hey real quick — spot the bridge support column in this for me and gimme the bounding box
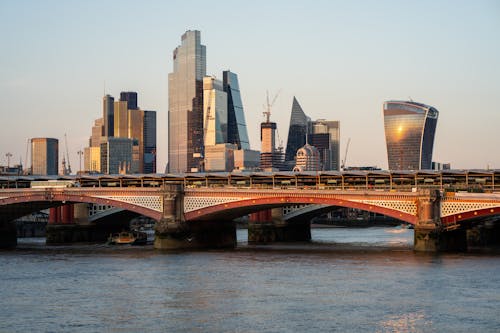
[414,190,467,252]
[154,184,236,250]
[248,208,311,243]
[0,221,17,249]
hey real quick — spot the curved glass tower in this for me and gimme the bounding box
[383,101,438,170]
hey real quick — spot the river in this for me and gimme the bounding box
[1,227,499,332]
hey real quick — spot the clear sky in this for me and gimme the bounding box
[1,0,499,172]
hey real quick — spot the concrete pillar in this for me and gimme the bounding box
[0,221,17,248]
[248,208,311,243]
[73,203,89,224]
[414,190,467,252]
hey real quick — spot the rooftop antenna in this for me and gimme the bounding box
[408,96,413,102]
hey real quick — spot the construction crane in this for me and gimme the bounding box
[63,133,72,175]
[25,138,30,174]
[263,90,281,123]
[341,138,351,170]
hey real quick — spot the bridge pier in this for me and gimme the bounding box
[154,184,236,250]
[414,190,467,252]
[248,208,311,243]
[0,221,17,249]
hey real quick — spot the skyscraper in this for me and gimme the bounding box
[143,111,157,173]
[168,30,206,173]
[284,97,310,170]
[120,91,138,110]
[202,76,227,147]
[31,138,58,175]
[223,70,250,150]
[309,119,340,171]
[383,100,439,170]
[103,94,114,137]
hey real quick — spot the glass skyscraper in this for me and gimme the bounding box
[223,70,250,150]
[383,100,439,170]
[168,30,206,173]
[31,138,58,175]
[284,97,310,170]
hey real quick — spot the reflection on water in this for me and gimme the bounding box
[2,227,500,332]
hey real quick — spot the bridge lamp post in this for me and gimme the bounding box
[77,150,83,175]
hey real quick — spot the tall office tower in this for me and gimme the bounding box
[168,30,206,173]
[114,100,129,138]
[120,91,138,110]
[100,137,137,174]
[223,70,250,150]
[260,121,284,171]
[284,97,310,170]
[143,111,157,173]
[90,118,104,147]
[103,94,114,137]
[203,76,228,146]
[309,119,340,171]
[293,144,320,172]
[383,100,439,170]
[31,138,58,175]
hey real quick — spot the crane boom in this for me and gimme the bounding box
[341,138,351,170]
[64,134,72,175]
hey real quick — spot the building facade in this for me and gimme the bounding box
[168,30,206,173]
[100,137,137,174]
[293,144,320,172]
[223,70,250,150]
[284,97,309,170]
[309,119,340,171]
[103,94,114,137]
[383,100,439,170]
[31,138,58,175]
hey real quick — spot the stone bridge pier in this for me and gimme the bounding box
[154,184,236,250]
[248,208,311,243]
[414,190,467,252]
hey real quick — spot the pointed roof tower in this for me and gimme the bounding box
[284,97,310,169]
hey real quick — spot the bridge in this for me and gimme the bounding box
[1,169,499,251]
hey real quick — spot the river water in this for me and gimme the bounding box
[1,227,499,332]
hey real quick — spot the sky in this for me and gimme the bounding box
[1,0,499,172]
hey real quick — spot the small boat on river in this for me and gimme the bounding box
[107,231,147,245]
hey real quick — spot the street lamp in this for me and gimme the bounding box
[77,150,83,174]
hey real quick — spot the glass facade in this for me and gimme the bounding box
[223,70,250,150]
[31,138,58,175]
[143,111,157,173]
[120,91,138,110]
[383,101,439,170]
[203,76,227,147]
[310,119,340,171]
[102,95,114,137]
[168,30,206,173]
[284,97,310,170]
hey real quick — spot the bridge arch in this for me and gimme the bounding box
[184,196,418,224]
[0,191,162,222]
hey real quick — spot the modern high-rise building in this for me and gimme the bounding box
[168,30,206,173]
[120,91,138,110]
[143,111,157,173]
[383,100,439,170]
[223,70,250,150]
[309,119,340,171]
[284,97,309,170]
[31,138,58,175]
[202,76,228,147]
[100,137,137,174]
[103,94,114,137]
[84,92,156,174]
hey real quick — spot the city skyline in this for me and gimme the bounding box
[1,1,499,171]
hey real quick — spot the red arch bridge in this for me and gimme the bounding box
[0,170,499,251]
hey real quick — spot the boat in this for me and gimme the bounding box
[107,231,147,245]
